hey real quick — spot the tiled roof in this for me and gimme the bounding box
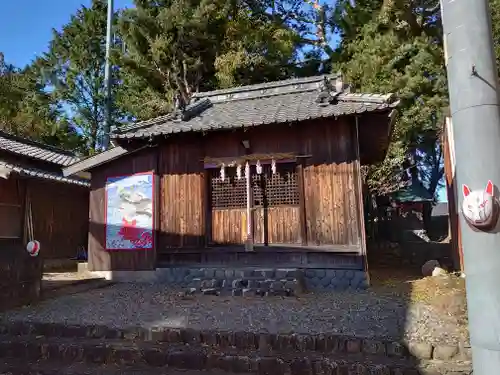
[0,162,90,187]
[112,74,399,139]
[0,131,80,166]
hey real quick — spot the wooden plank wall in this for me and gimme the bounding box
[159,136,206,249]
[88,147,158,271]
[29,179,89,260]
[0,175,89,260]
[157,117,363,252]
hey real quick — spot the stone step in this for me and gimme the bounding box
[185,277,304,297]
[157,267,368,291]
[0,335,472,375]
[0,321,472,364]
[0,359,252,375]
[159,267,304,283]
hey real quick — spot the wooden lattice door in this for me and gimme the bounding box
[252,163,301,245]
[209,167,247,244]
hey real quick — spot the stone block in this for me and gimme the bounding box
[407,342,433,360]
[368,364,391,375]
[270,281,284,290]
[166,350,207,370]
[313,359,339,375]
[200,330,218,346]
[232,279,244,289]
[143,348,168,366]
[257,357,286,375]
[386,341,407,357]
[316,269,326,278]
[201,288,218,296]
[316,334,345,352]
[362,339,386,356]
[258,333,273,354]
[293,334,316,351]
[260,279,272,290]
[191,269,204,278]
[290,358,313,375]
[161,328,181,343]
[273,333,293,351]
[275,269,288,279]
[215,269,225,279]
[258,269,276,278]
[433,344,459,360]
[180,328,201,344]
[346,338,362,353]
[204,268,216,278]
[242,288,254,297]
[245,279,259,288]
[284,279,298,290]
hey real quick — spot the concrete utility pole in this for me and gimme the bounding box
[441,0,500,373]
[102,0,114,150]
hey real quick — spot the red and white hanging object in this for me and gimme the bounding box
[256,160,262,175]
[245,161,250,179]
[220,163,226,182]
[271,159,276,175]
[26,240,40,257]
[236,164,242,180]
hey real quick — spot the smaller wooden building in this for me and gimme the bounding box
[0,131,90,309]
[64,75,398,289]
[0,131,90,259]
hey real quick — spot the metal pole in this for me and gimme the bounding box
[102,0,114,150]
[441,0,500,373]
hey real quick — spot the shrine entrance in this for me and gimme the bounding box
[206,155,304,247]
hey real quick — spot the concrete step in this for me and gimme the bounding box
[0,335,472,375]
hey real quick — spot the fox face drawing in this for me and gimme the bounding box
[462,180,497,228]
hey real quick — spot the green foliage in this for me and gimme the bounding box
[0,53,80,149]
[39,0,125,155]
[116,0,327,119]
[337,0,448,197]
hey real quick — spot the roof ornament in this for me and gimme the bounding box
[315,73,348,107]
[172,91,187,122]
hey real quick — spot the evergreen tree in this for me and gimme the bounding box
[39,0,123,155]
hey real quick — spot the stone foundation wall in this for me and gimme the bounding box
[156,267,368,291]
[303,269,368,290]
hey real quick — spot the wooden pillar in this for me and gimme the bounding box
[443,116,464,272]
[245,161,254,251]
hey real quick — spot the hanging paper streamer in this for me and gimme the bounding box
[245,161,250,179]
[220,163,226,181]
[271,159,276,175]
[236,164,242,180]
[256,160,262,175]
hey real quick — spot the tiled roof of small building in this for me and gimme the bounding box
[0,161,90,187]
[0,131,80,166]
[112,74,399,139]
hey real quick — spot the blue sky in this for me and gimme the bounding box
[0,0,132,67]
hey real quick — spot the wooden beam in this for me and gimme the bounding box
[204,169,212,247]
[443,116,464,271]
[296,161,308,245]
[245,162,254,251]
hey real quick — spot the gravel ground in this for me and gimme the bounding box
[0,282,468,345]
